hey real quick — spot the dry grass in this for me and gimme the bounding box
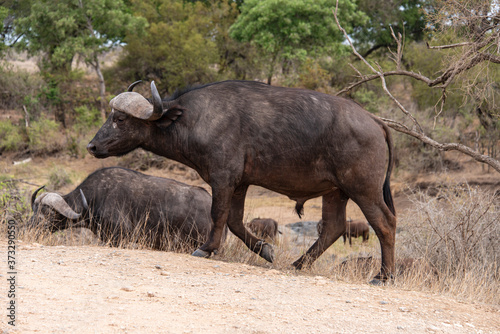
[395,183,500,304]
[1,170,499,306]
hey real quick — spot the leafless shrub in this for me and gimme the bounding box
[397,183,500,303]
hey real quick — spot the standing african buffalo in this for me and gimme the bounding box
[246,218,281,241]
[343,219,370,245]
[317,218,370,246]
[29,167,220,250]
[87,80,396,283]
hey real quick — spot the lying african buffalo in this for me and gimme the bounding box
[87,80,396,282]
[246,218,281,241]
[29,167,220,250]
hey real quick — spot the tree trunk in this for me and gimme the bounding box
[93,54,107,121]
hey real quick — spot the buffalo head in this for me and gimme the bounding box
[87,81,167,158]
[29,186,88,231]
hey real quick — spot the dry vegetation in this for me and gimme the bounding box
[1,154,499,307]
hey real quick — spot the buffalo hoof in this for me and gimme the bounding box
[369,278,385,286]
[192,249,211,258]
[255,241,274,263]
[292,258,304,270]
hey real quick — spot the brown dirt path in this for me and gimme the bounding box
[1,240,498,334]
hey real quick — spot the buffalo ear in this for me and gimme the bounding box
[155,106,184,129]
[164,106,184,122]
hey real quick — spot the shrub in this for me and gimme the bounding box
[0,120,26,152]
[73,106,101,130]
[67,106,102,158]
[28,118,65,155]
[297,59,330,91]
[0,63,44,112]
[47,166,72,191]
[0,176,31,226]
[397,183,500,303]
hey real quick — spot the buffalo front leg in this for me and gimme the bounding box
[192,186,234,259]
[225,185,274,262]
[293,190,348,269]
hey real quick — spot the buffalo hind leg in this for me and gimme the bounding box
[225,186,274,262]
[356,199,397,284]
[293,190,348,269]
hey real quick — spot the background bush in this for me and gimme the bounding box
[0,120,26,152]
[397,184,500,302]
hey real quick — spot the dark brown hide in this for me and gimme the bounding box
[343,219,370,246]
[29,167,220,250]
[246,218,280,240]
[317,219,370,245]
[88,80,396,281]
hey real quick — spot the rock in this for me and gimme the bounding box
[286,221,320,237]
[121,286,134,292]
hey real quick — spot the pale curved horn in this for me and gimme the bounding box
[108,81,164,121]
[127,80,142,92]
[80,189,88,210]
[109,92,154,120]
[40,193,81,220]
[150,81,164,120]
[31,185,46,211]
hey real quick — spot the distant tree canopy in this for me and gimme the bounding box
[15,0,146,73]
[229,0,367,84]
[0,0,32,56]
[117,0,221,94]
[352,0,429,57]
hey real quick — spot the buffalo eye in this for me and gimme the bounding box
[113,114,126,124]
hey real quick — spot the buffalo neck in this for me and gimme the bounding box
[140,123,199,172]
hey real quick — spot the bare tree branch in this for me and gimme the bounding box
[333,0,500,174]
[426,41,473,49]
[333,3,423,133]
[380,117,500,172]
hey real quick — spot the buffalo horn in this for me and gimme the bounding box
[127,80,142,92]
[150,81,164,121]
[40,193,82,220]
[31,185,46,211]
[108,81,164,121]
[79,189,89,210]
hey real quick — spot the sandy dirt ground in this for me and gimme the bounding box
[1,239,498,334]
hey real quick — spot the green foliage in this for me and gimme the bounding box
[67,106,101,158]
[351,87,390,114]
[73,105,101,130]
[115,0,218,93]
[16,0,147,72]
[229,0,366,83]
[0,5,8,55]
[208,0,263,80]
[0,120,26,152]
[28,118,65,155]
[404,42,469,117]
[352,0,428,57]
